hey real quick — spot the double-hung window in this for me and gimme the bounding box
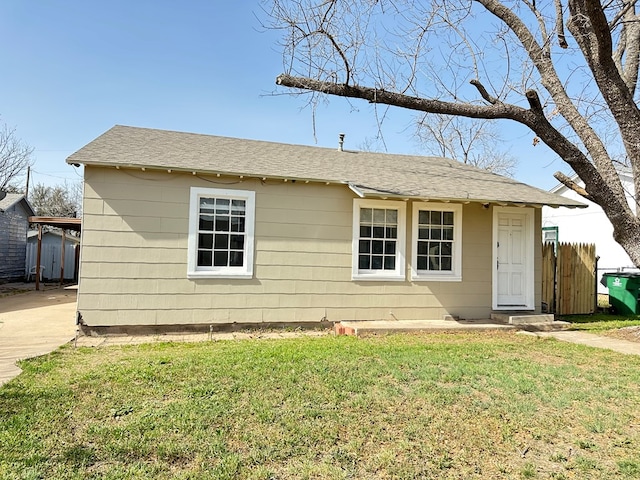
[187,187,255,279]
[411,202,462,281]
[352,199,406,281]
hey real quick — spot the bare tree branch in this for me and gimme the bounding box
[554,171,594,200]
[554,0,569,48]
[470,79,499,104]
[0,121,34,192]
[268,0,640,267]
[416,114,518,176]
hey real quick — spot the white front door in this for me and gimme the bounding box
[493,207,534,310]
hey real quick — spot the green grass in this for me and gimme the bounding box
[561,312,640,332]
[1,332,640,479]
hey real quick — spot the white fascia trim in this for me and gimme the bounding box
[348,183,365,198]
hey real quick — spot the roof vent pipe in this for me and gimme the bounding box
[338,133,345,151]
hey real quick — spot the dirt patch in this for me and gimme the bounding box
[603,326,640,343]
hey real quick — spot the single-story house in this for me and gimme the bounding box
[67,125,584,333]
[0,192,36,282]
[26,230,80,281]
[542,170,637,293]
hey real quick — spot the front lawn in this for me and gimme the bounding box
[1,333,640,479]
[562,312,640,333]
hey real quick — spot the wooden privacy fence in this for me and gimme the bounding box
[542,242,596,315]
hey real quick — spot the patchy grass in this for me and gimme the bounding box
[561,312,640,333]
[1,332,640,479]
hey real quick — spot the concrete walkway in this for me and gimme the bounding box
[0,287,78,386]
[531,330,640,356]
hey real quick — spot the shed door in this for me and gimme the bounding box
[493,208,534,310]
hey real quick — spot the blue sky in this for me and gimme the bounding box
[0,1,568,191]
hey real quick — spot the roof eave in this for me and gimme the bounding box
[72,160,349,187]
[354,188,587,209]
[73,161,587,209]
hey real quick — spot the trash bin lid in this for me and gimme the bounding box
[602,271,640,278]
[601,271,640,287]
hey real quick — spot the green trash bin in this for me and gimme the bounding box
[602,272,640,315]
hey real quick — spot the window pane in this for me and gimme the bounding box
[213,251,228,266]
[229,251,244,267]
[198,250,212,267]
[371,256,383,270]
[373,209,386,223]
[372,226,385,238]
[384,241,396,255]
[372,240,384,254]
[359,240,370,254]
[385,226,397,239]
[417,241,428,255]
[443,227,454,241]
[386,209,397,224]
[441,257,452,271]
[418,228,429,239]
[417,255,428,270]
[429,242,440,255]
[230,235,244,250]
[198,233,213,249]
[384,255,395,270]
[199,215,214,231]
[231,199,245,215]
[430,228,442,240]
[200,198,215,212]
[214,234,229,249]
[431,211,442,225]
[215,198,230,214]
[230,217,245,232]
[359,255,370,269]
[418,210,430,225]
[441,243,452,256]
[360,225,372,238]
[443,211,454,225]
[215,217,230,232]
[360,208,372,222]
[429,256,440,270]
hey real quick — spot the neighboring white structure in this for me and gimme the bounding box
[25,230,79,281]
[542,170,637,292]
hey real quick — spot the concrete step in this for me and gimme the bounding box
[491,312,555,325]
[334,319,517,337]
[517,321,571,332]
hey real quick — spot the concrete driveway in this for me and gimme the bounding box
[0,287,77,386]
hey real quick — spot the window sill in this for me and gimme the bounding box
[187,271,253,280]
[352,273,406,282]
[411,273,462,282]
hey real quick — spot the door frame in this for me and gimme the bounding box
[492,206,535,311]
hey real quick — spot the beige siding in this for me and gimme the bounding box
[78,166,540,327]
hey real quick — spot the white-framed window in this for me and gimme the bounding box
[411,202,462,281]
[352,199,406,281]
[187,187,255,279]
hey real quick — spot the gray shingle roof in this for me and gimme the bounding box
[0,193,35,215]
[67,125,585,208]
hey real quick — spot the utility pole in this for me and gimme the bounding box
[25,166,30,199]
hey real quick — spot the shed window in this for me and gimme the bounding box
[188,187,255,279]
